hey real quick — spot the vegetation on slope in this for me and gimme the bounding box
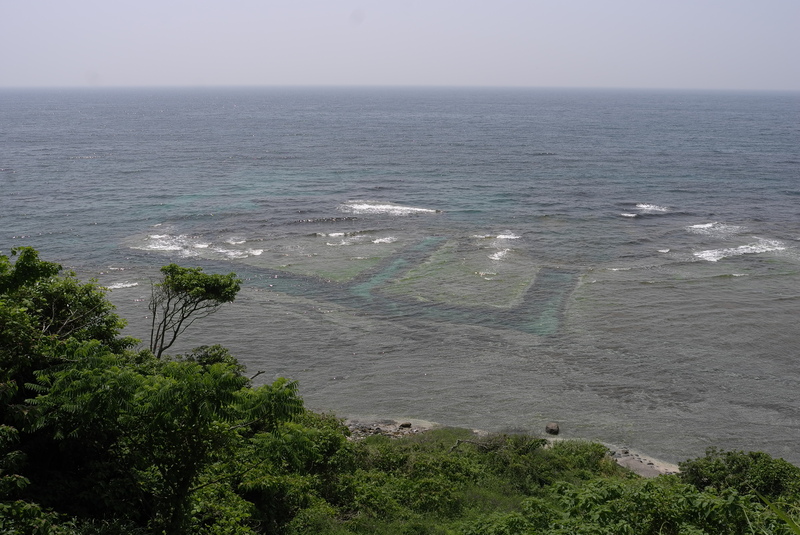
[2,247,800,534]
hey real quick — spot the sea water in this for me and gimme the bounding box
[2,87,799,464]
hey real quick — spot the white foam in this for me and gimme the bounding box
[620,213,638,218]
[489,249,510,261]
[226,238,246,245]
[373,237,397,244]
[338,200,438,216]
[326,235,366,246]
[139,234,199,256]
[496,232,521,240]
[194,243,210,249]
[686,222,744,237]
[212,247,248,259]
[694,238,786,262]
[106,281,138,289]
[248,249,263,256]
[636,203,668,213]
[472,234,492,239]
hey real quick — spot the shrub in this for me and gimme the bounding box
[679,447,800,499]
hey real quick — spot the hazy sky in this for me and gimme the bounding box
[2,0,798,91]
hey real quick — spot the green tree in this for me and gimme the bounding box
[30,344,303,533]
[0,247,133,423]
[149,264,241,359]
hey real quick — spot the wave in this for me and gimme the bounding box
[489,249,511,261]
[694,238,786,262]
[373,237,397,244]
[294,216,359,224]
[636,203,668,213]
[686,222,744,238]
[210,246,263,259]
[135,234,263,259]
[338,200,440,216]
[496,232,521,240]
[326,236,367,246]
[618,203,668,218]
[138,234,200,255]
[472,232,521,239]
[106,281,138,289]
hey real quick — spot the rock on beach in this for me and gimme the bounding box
[346,419,429,440]
[346,418,679,478]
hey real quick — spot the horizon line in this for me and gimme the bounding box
[1,84,798,94]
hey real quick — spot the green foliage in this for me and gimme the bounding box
[149,264,241,358]
[679,447,800,500]
[0,246,61,294]
[29,345,304,533]
[4,249,800,535]
[0,246,135,438]
[758,491,800,534]
[0,499,75,535]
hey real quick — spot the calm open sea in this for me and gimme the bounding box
[2,87,799,464]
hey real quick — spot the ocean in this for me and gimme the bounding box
[2,86,799,464]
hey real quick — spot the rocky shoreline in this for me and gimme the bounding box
[346,418,432,440]
[345,418,680,478]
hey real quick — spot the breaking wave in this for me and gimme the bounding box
[338,200,440,216]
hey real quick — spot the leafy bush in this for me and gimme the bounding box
[679,447,800,499]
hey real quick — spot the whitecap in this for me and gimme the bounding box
[694,238,786,262]
[489,249,510,261]
[338,200,439,216]
[138,234,199,256]
[686,222,744,237]
[496,232,520,240]
[212,247,248,259]
[373,237,397,244]
[620,213,638,218]
[106,281,138,289]
[248,249,263,256]
[326,235,367,247]
[472,234,492,239]
[194,243,210,249]
[658,249,670,253]
[226,238,246,245]
[636,203,668,213]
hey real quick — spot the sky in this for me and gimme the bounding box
[2,0,799,91]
